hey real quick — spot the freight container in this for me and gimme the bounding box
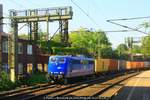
[138,62,144,69]
[118,60,126,70]
[126,61,144,69]
[144,62,150,68]
[95,59,109,73]
[126,61,135,69]
[108,59,118,71]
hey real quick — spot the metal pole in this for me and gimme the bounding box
[98,37,100,58]
[59,20,63,43]
[8,19,18,82]
[47,18,49,41]
[0,30,2,73]
[32,21,38,73]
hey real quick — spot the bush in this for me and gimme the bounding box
[0,72,49,91]
[25,73,48,86]
[0,71,15,91]
[52,47,89,56]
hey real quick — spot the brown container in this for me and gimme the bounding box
[108,59,118,71]
[136,62,144,69]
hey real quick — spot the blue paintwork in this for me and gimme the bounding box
[48,56,68,76]
[47,55,94,79]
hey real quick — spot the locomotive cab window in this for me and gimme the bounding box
[50,57,65,63]
[57,57,65,63]
[50,57,56,62]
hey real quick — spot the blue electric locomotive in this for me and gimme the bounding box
[47,55,94,83]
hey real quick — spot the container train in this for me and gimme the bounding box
[47,55,150,83]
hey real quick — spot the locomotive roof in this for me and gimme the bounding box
[49,55,94,60]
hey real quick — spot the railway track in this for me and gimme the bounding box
[0,71,140,100]
[19,76,110,100]
[63,72,139,99]
[0,83,50,97]
[98,76,132,100]
[0,83,56,100]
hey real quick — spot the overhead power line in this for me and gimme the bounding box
[107,16,150,22]
[107,18,149,34]
[8,0,27,9]
[104,30,133,33]
[71,0,99,27]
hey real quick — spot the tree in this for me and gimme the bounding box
[116,43,128,59]
[131,45,141,54]
[18,33,28,39]
[98,45,115,59]
[116,44,128,54]
[140,22,150,33]
[51,33,61,42]
[69,28,112,57]
[141,35,150,56]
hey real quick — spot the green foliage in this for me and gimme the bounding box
[116,44,129,60]
[69,28,111,57]
[18,33,28,39]
[51,33,61,42]
[52,47,89,56]
[141,35,150,56]
[116,44,128,53]
[140,22,150,33]
[131,45,141,54]
[0,71,48,91]
[25,73,48,86]
[116,43,129,60]
[0,71,15,91]
[97,45,116,59]
[138,21,150,58]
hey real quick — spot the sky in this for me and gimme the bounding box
[1,0,150,48]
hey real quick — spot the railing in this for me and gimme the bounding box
[9,6,72,17]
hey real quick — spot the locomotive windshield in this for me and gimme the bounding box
[50,57,65,63]
[57,57,65,63]
[50,57,56,62]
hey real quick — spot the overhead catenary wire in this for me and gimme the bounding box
[107,16,150,22]
[8,0,28,9]
[49,21,67,41]
[71,0,100,27]
[104,30,133,33]
[18,23,28,31]
[71,0,140,33]
[107,20,148,34]
[103,25,145,33]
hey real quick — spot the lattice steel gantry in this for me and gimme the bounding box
[9,6,73,82]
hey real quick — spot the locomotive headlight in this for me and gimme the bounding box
[57,67,61,69]
[60,72,64,74]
